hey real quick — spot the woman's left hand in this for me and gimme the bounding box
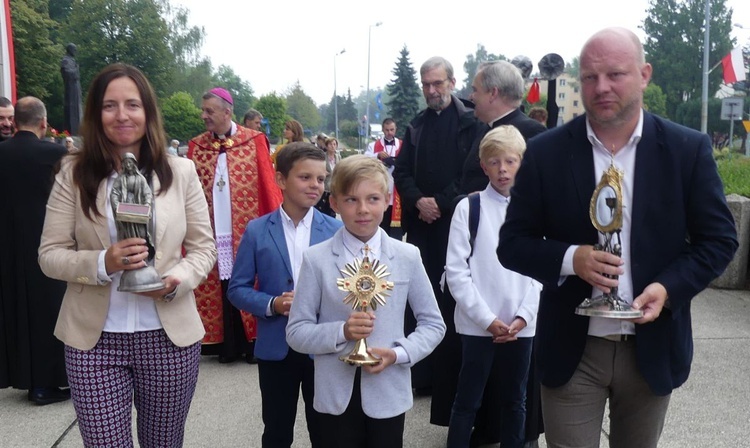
[137,275,181,301]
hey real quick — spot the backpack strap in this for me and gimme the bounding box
[468,192,480,258]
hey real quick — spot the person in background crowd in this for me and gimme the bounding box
[393,55,476,406]
[64,136,79,152]
[0,96,14,141]
[271,119,305,165]
[315,133,328,152]
[244,109,263,132]
[365,118,402,238]
[0,97,69,405]
[527,107,548,126]
[168,139,179,156]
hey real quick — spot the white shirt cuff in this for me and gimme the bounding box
[97,250,112,285]
[559,245,579,285]
[393,346,410,365]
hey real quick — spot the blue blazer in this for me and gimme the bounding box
[498,112,737,396]
[227,208,342,361]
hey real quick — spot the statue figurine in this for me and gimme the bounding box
[60,43,82,135]
[110,153,163,292]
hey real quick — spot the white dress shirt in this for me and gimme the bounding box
[280,205,314,287]
[97,171,162,333]
[560,110,644,337]
[446,185,541,337]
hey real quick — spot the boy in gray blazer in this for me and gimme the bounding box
[286,155,446,447]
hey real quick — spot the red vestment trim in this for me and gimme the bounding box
[373,139,402,227]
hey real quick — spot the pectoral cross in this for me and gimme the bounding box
[216,175,226,192]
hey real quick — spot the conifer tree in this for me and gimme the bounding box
[385,46,421,137]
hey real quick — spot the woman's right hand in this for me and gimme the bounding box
[104,238,149,275]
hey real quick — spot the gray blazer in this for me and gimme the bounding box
[286,228,445,418]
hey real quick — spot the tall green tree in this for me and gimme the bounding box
[643,83,668,116]
[457,44,507,98]
[11,0,61,101]
[170,58,213,104]
[325,90,359,134]
[385,46,421,137]
[158,1,204,69]
[285,82,321,131]
[63,0,174,96]
[340,89,358,122]
[161,91,204,142]
[212,65,255,121]
[48,0,73,21]
[255,93,287,141]
[643,0,734,120]
[323,94,339,132]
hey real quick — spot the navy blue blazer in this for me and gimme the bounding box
[498,112,738,395]
[227,208,342,361]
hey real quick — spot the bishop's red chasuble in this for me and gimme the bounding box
[188,127,282,344]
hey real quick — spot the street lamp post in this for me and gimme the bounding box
[700,0,710,134]
[365,21,382,147]
[334,48,345,140]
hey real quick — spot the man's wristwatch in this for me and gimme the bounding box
[161,288,177,302]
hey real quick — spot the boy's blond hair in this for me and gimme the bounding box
[330,155,389,197]
[479,125,526,162]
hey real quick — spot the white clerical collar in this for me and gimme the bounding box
[214,121,237,139]
[488,109,514,128]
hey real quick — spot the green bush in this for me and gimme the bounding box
[717,156,750,197]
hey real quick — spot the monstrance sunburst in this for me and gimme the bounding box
[336,245,394,366]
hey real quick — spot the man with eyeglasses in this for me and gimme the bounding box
[393,56,477,403]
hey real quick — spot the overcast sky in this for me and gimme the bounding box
[175,0,750,106]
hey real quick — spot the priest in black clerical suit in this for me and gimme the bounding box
[393,57,477,415]
[0,97,69,405]
[459,61,546,195]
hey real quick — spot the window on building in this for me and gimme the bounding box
[560,79,566,86]
[559,106,565,114]
[574,87,579,93]
[574,100,579,107]
[558,92,566,100]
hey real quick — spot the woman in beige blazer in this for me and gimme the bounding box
[38,64,216,448]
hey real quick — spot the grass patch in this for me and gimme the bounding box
[717,155,750,197]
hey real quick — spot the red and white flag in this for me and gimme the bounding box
[722,48,746,84]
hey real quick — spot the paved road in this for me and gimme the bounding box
[1,287,749,447]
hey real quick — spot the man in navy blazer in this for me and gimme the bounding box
[498,27,737,448]
[227,143,342,448]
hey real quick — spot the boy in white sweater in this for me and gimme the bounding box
[445,125,541,448]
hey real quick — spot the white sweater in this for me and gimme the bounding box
[445,185,541,337]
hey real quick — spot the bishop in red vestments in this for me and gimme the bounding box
[188,87,282,362]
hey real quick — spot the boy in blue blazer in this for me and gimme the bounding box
[286,155,446,447]
[228,142,341,448]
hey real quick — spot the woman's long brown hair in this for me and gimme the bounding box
[73,63,173,220]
